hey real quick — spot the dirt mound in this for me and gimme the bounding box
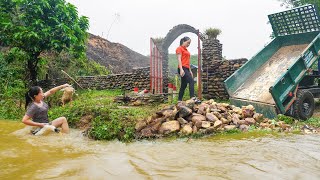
[86,34,149,74]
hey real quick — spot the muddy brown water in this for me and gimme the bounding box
[234,44,309,104]
[1,120,320,179]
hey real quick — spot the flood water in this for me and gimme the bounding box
[1,120,320,179]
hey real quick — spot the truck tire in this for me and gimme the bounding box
[294,90,314,120]
[285,104,294,117]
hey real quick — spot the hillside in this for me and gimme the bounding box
[86,34,149,74]
[168,54,198,76]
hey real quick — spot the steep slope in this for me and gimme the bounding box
[86,34,149,74]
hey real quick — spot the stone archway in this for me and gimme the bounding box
[158,24,204,94]
[161,24,203,50]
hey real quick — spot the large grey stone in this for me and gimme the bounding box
[213,120,222,128]
[159,121,180,134]
[206,113,219,122]
[181,124,193,135]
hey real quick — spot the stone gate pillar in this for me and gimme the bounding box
[201,38,223,99]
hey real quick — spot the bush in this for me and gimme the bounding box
[0,49,27,120]
[277,114,295,124]
[40,51,110,80]
[204,28,222,39]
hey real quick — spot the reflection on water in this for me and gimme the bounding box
[1,120,320,179]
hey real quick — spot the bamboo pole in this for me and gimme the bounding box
[61,70,84,89]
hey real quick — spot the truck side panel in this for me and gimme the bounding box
[225,32,320,118]
[230,98,278,119]
[271,33,320,114]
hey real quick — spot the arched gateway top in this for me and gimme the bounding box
[161,24,204,51]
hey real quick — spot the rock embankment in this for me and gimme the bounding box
[135,99,292,138]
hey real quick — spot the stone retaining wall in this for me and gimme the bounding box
[201,38,247,99]
[77,67,150,90]
[38,67,150,91]
[202,59,247,100]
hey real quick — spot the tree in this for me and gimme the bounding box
[279,0,320,9]
[0,0,89,84]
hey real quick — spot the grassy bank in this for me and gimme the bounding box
[1,88,320,142]
[47,89,162,142]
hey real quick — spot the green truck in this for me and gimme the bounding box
[224,4,320,120]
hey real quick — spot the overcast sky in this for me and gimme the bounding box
[66,0,286,59]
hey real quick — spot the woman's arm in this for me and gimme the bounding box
[44,84,70,98]
[22,115,45,127]
[176,54,185,77]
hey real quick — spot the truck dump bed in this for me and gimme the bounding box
[224,5,320,118]
[233,44,308,104]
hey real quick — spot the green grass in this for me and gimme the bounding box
[204,28,222,39]
[48,89,159,142]
[276,114,295,124]
[300,117,320,128]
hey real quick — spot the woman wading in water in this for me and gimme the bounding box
[22,84,70,134]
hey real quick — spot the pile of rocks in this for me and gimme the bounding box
[135,99,292,138]
[202,59,247,100]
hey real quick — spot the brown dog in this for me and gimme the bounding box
[61,86,75,106]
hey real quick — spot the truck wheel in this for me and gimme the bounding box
[294,90,314,120]
[285,104,294,117]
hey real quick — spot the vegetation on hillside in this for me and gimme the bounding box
[279,0,320,9]
[41,51,110,79]
[0,0,109,119]
[0,0,89,83]
[0,49,109,120]
[0,48,27,120]
[0,0,109,120]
